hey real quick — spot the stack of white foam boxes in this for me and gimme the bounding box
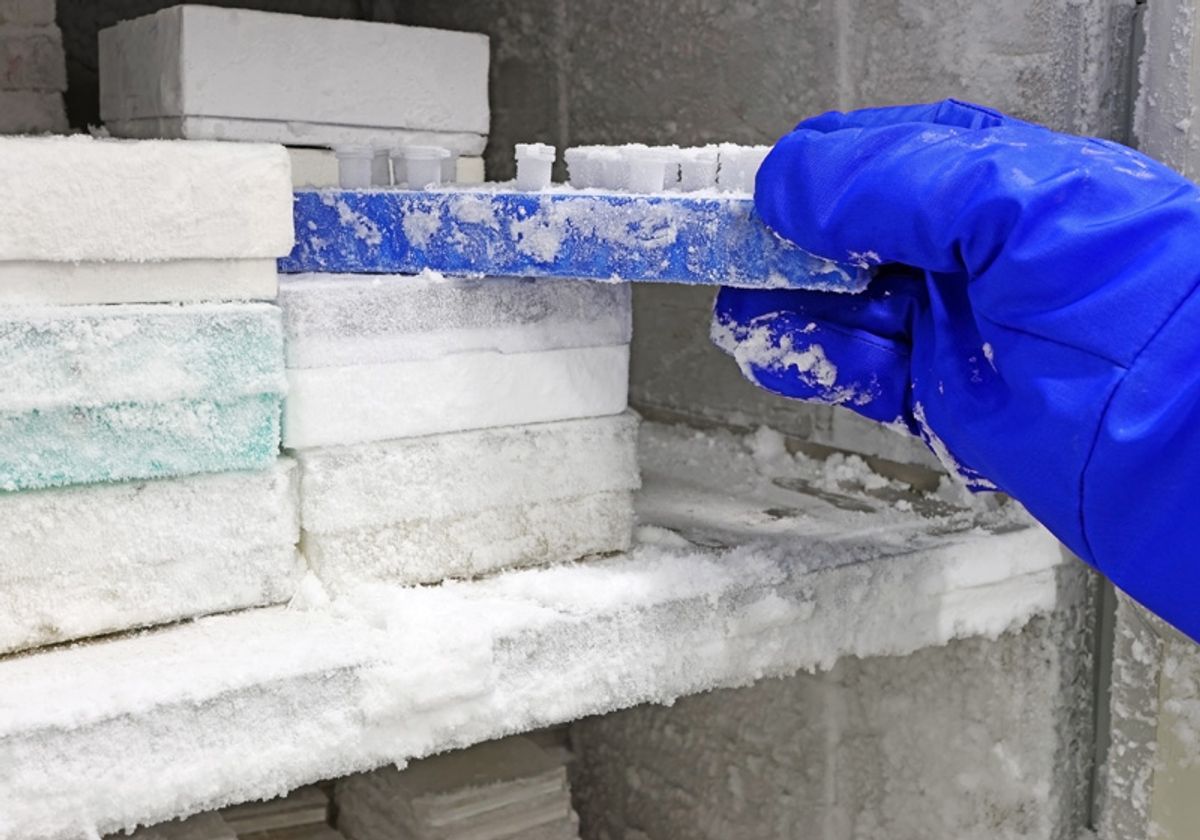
[100,6,641,598]
[99,5,489,187]
[0,0,67,134]
[280,273,639,594]
[0,135,300,655]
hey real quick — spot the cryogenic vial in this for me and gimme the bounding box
[335,145,374,189]
[717,144,770,193]
[515,143,556,191]
[403,146,451,188]
[441,150,460,185]
[590,147,623,190]
[624,147,671,193]
[389,148,407,186]
[371,149,391,186]
[565,147,597,188]
[679,146,719,191]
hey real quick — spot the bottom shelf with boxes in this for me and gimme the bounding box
[0,422,1071,839]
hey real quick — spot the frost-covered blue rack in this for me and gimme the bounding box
[282,189,869,291]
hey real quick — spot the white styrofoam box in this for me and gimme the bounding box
[0,25,64,91]
[296,413,640,589]
[0,302,286,491]
[99,6,489,147]
[0,459,302,655]
[0,89,64,133]
[104,116,487,157]
[0,0,55,26]
[279,273,632,369]
[297,413,640,535]
[0,259,278,305]
[284,344,630,449]
[303,491,634,592]
[0,135,293,262]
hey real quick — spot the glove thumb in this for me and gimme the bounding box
[712,270,923,427]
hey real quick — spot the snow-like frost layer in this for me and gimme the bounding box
[0,303,286,489]
[0,136,293,262]
[297,414,640,589]
[279,273,631,369]
[303,491,634,591]
[297,413,640,533]
[0,259,279,306]
[0,460,301,654]
[0,423,1068,840]
[283,345,629,449]
[1,303,285,409]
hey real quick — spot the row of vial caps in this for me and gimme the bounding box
[334,142,771,193]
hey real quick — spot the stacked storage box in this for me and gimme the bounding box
[94,4,639,594]
[280,273,640,594]
[0,0,67,134]
[98,6,489,186]
[336,737,580,840]
[0,135,300,654]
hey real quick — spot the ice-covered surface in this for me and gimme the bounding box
[279,273,631,369]
[336,736,579,840]
[0,303,285,489]
[0,136,293,262]
[297,413,639,589]
[282,189,868,292]
[99,6,488,143]
[0,421,1069,840]
[0,259,278,305]
[572,582,1095,840]
[0,460,300,655]
[297,414,639,534]
[283,345,628,449]
[304,491,634,592]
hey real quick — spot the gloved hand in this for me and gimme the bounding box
[714,99,1200,641]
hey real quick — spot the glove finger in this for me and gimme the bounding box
[713,272,923,426]
[796,98,1018,134]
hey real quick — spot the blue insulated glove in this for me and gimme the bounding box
[714,99,1200,641]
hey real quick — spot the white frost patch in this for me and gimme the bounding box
[449,194,500,229]
[335,200,383,246]
[510,196,684,264]
[847,250,881,268]
[711,319,838,388]
[401,207,442,249]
